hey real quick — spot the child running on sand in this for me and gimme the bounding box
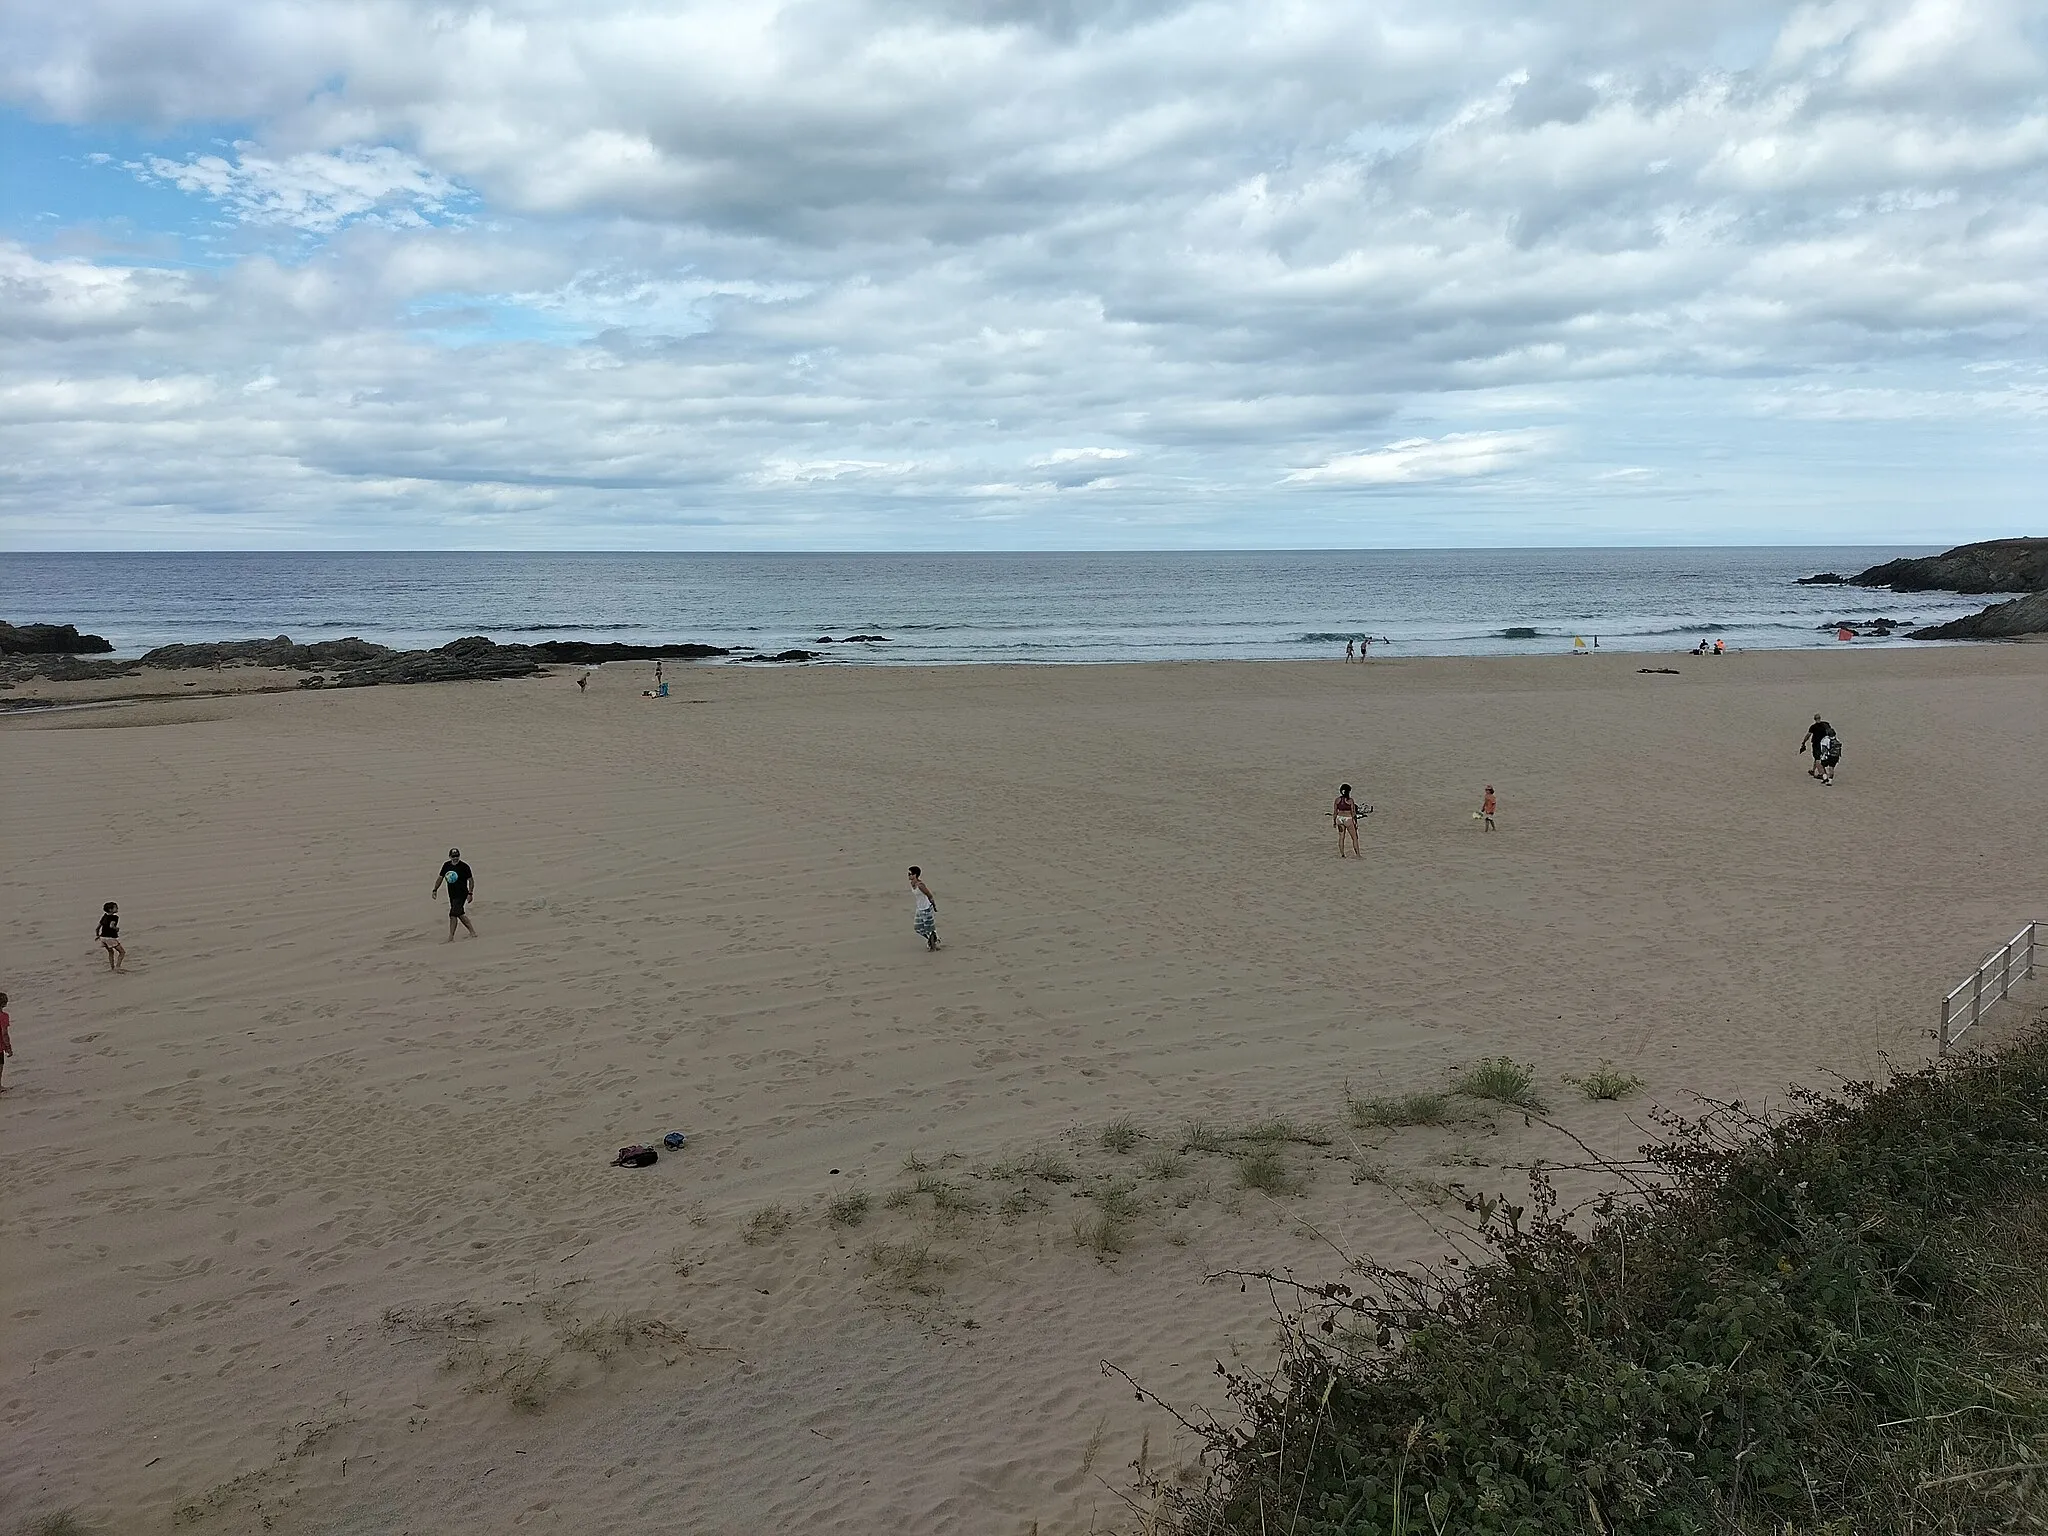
[908,866,940,950]
[0,992,11,1091]
[96,903,125,971]
[1481,785,1496,831]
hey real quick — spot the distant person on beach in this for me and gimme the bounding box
[434,849,478,941]
[655,660,664,685]
[908,866,940,951]
[576,672,588,694]
[0,992,11,1091]
[1799,715,1835,780]
[1345,640,1355,663]
[1714,638,1725,655]
[96,903,125,970]
[1333,784,1362,858]
[1480,785,1496,831]
[1359,637,1371,661]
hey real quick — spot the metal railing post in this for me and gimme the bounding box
[2028,921,2039,983]
[1939,993,1951,1056]
[1971,967,1985,1036]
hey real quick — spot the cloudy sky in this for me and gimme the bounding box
[2,0,2043,549]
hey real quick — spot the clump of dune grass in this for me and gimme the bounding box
[884,1173,985,1218]
[557,1313,637,1363]
[1099,1116,1144,1154]
[452,1341,561,1412]
[864,1240,958,1296]
[826,1188,872,1227]
[1093,1181,1144,1221]
[1451,1055,1548,1112]
[900,1151,932,1174]
[1073,1212,1129,1256]
[740,1203,793,1244]
[1235,1146,1305,1195]
[998,1186,1044,1220]
[26,1512,93,1536]
[1142,1149,1187,1180]
[1348,1091,1459,1129]
[1181,1118,1231,1154]
[987,1148,1078,1184]
[1564,1062,1644,1101]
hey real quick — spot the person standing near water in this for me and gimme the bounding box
[1345,640,1355,663]
[434,848,478,941]
[908,866,940,950]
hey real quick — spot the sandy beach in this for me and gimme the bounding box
[4,645,2045,1535]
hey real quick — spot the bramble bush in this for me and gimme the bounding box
[1158,1028,2048,1534]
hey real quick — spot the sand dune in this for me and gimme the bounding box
[5,646,2046,1533]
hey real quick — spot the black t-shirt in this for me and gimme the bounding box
[97,911,119,939]
[439,860,474,901]
[1807,720,1833,750]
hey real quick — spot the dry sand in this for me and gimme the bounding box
[4,646,2046,1534]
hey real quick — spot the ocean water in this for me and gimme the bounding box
[0,549,1983,663]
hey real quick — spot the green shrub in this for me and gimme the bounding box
[1165,1032,2048,1535]
[1451,1055,1548,1111]
[1567,1061,1646,1100]
[1349,1091,1458,1128]
[1100,1116,1143,1153]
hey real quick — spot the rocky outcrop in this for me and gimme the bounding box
[327,636,544,685]
[527,640,730,664]
[1910,590,2048,640]
[1796,572,1847,585]
[138,636,394,669]
[0,621,114,654]
[1848,538,2048,594]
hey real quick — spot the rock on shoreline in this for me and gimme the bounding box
[0,621,115,655]
[1,631,828,689]
[1842,537,2048,595]
[1909,590,2048,640]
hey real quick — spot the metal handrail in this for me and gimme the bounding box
[1939,921,2042,1054]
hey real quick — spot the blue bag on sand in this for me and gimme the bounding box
[663,1132,687,1150]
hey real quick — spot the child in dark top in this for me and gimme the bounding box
[96,903,126,971]
[0,991,12,1090]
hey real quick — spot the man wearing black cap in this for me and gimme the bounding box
[433,848,478,941]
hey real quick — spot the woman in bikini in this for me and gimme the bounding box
[1333,784,1362,858]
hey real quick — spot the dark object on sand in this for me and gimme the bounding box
[1848,537,2048,595]
[663,1132,687,1150]
[1637,667,1681,674]
[1910,589,2048,641]
[0,621,115,655]
[613,1145,659,1167]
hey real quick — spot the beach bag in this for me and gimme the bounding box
[1821,734,1842,765]
[612,1145,659,1168]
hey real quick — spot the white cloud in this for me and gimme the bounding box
[0,0,2043,545]
[131,145,466,233]
[1284,430,1558,486]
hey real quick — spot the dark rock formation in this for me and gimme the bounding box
[1501,626,1539,639]
[527,640,730,664]
[139,636,394,670]
[815,634,890,644]
[1816,617,1911,633]
[755,649,822,663]
[1849,538,2048,594]
[1796,572,1847,585]
[328,636,542,686]
[0,655,139,683]
[0,621,114,655]
[1910,589,2048,640]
